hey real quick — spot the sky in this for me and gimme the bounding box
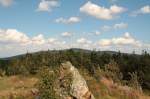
[0,0,150,57]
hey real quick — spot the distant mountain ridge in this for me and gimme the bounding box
[0,48,139,60]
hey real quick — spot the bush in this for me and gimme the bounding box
[37,67,60,99]
[104,60,123,83]
[129,72,142,92]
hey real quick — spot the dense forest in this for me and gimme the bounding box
[0,48,150,91]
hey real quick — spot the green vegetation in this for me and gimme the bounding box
[0,48,150,98]
[37,63,73,99]
[37,67,60,99]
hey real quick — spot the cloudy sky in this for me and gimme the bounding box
[0,0,150,57]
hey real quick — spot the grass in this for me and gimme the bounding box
[0,69,149,99]
[78,68,150,99]
[0,75,38,99]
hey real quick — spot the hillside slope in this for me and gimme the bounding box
[0,62,150,99]
[0,49,150,98]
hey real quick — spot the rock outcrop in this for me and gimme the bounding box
[59,62,95,99]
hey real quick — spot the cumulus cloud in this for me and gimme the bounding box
[0,29,64,46]
[0,28,68,57]
[55,17,81,24]
[0,29,30,45]
[32,34,45,45]
[61,32,72,37]
[47,38,57,44]
[0,29,57,46]
[80,1,126,20]
[97,32,141,47]
[0,28,149,57]
[0,0,13,7]
[74,38,93,48]
[37,0,59,12]
[131,5,150,16]
[77,38,92,44]
[98,39,112,46]
[140,5,150,14]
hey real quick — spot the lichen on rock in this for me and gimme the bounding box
[59,61,95,99]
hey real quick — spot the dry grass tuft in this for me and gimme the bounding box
[0,75,38,99]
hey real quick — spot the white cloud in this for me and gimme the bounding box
[114,22,128,29]
[47,38,57,44]
[61,32,72,37]
[0,28,68,57]
[98,39,112,46]
[0,0,13,7]
[32,34,45,45]
[0,29,30,45]
[0,28,68,50]
[0,28,150,57]
[0,29,56,46]
[110,5,125,14]
[131,5,150,16]
[80,1,126,20]
[112,34,136,45]
[37,0,59,12]
[55,17,81,24]
[72,38,93,49]
[101,22,128,31]
[101,25,112,31]
[95,31,101,35]
[97,32,141,47]
[77,38,92,44]
[140,5,150,14]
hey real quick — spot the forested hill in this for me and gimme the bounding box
[0,48,150,90]
[0,48,138,60]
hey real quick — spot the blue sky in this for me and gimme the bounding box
[0,0,150,57]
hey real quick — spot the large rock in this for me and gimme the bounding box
[60,62,95,99]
